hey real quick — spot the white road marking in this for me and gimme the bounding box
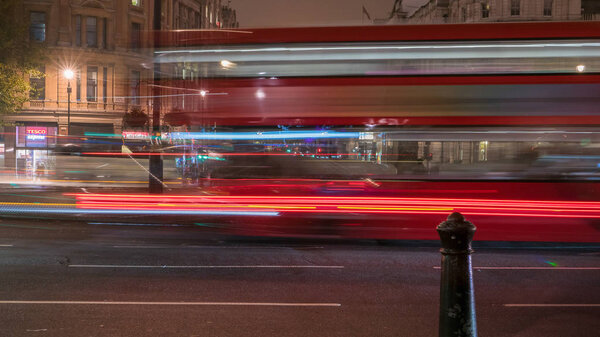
[0,244,13,247]
[480,246,600,250]
[112,245,173,249]
[90,223,186,227]
[0,300,341,307]
[504,304,600,307]
[69,264,344,269]
[112,245,324,249]
[433,266,600,270]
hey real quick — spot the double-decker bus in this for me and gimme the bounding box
[141,22,600,242]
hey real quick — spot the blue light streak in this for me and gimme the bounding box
[167,131,362,140]
[0,207,279,217]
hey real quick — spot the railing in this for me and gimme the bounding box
[581,13,600,21]
[29,100,45,108]
[24,99,150,114]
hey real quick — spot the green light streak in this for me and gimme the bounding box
[84,132,121,138]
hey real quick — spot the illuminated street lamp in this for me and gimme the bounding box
[63,69,74,135]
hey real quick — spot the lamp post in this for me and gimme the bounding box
[149,0,164,193]
[63,69,74,135]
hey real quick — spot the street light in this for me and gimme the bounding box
[63,69,74,135]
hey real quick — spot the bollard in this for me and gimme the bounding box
[437,212,477,337]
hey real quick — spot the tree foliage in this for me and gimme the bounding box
[0,0,46,115]
[123,106,150,129]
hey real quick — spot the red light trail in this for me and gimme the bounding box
[66,194,600,219]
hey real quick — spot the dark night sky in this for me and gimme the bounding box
[228,0,427,28]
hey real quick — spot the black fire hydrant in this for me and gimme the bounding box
[437,212,478,337]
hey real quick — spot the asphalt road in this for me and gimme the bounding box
[0,220,599,337]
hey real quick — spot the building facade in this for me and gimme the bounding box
[407,0,599,24]
[220,2,239,28]
[373,0,600,170]
[162,0,236,30]
[8,0,156,136]
[2,0,237,172]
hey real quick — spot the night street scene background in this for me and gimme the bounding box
[0,0,599,336]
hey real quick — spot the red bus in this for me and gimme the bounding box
[155,21,600,127]
[142,22,600,242]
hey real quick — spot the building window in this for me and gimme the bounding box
[130,70,141,105]
[103,67,108,103]
[76,70,81,101]
[461,7,467,22]
[511,0,521,16]
[102,18,108,49]
[544,0,553,16]
[86,17,97,47]
[179,6,186,28]
[481,3,490,18]
[131,22,141,50]
[29,66,45,100]
[75,15,81,46]
[86,66,98,102]
[131,0,141,6]
[29,12,46,42]
[479,141,488,161]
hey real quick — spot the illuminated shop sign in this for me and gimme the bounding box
[123,131,149,140]
[359,132,374,140]
[26,127,47,141]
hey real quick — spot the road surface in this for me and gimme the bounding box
[0,220,598,336]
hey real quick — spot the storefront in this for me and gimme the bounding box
[13,124,58,176]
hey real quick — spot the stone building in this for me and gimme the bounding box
[408,0,599,24]
[2,0,236,172]
[163,0,236,29]
[373,0,600,171]
[6,0,157,138]
[220,2,239,28]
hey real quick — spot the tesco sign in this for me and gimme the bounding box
[26,127,47,141]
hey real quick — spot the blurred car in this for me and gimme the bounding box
[522,155,600,179]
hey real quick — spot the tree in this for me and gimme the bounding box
[0,0,46,115]
[122,106,150,129]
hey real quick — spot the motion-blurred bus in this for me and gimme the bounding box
[144,22,600,242]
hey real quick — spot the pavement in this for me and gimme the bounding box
[0,220,598,336]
